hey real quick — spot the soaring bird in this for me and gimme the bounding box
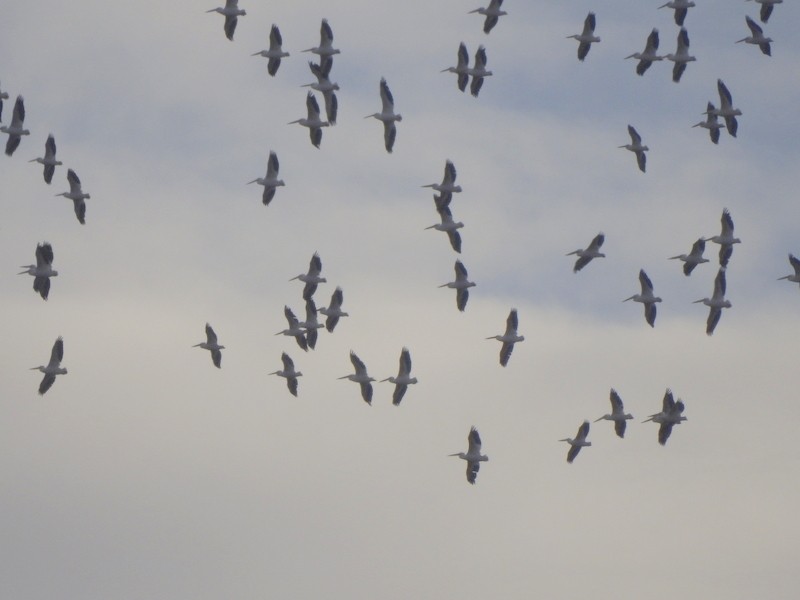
[55,168,89,224]
[704,208,741,267]
[693,268,732,336]
[302,19,340,59]
[270,352,302,397]
[567,12,600,61]
[643,389,687,445]
[304,58,339,125]
[619,125,648,172]
[425,198,464,253]
[422,159,462,203]
[692,102,725,144]
[365,78,402,153]
[206,0,246,41]
[19,242,58,301]
[626,28,663,76]
[467,46,493,97]
[658,0,695,26]
[290,252,326,301]
[746,0,782,24]
[708,79,742,137]
[669,238,709,275]
[439,260,475,312]
[299,298,324,350]
[624,269,661,327]
[441,42,470,92]
[29,134,62,183]
[665,27,695,83]
[737,16,772,56]
[338,351,374,405]
[567,233,605,272]
[276,305,309,351]
[31,337,67,395]
[449,427,488,484]
[380,347,418,406]
[560,421,591,463]
[486,309,524,367]
[288,92,329,148]
[252,24,290,76]
[594,389,633,439]
[2,95,30,156]
[193,323,224,368]
[318,286,348,332]
[469,0,507,34]
[247,151,284,206]
[778,254,800,287]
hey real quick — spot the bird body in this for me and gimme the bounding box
[288,92,329,148]
[193,323,224,368]
[568,12,600,61]
[693,268,732,336]
[469,0,507,34]
[439,259,475,311]
[380,347,418,406]
[55,168,89,224]
[624,269,661,327]
[19,242,58,301]
[567,233,605,272]
[338,351,374,405]
[247,151,284,206]
[619,125,648,173]
[669,238,709,275]
[2,95,30,156]
[29,134,62,183]
[31,337,67,395]
[252,24,289,75]
[595,389,633,438]
[450,427,488,484]
[270,352,302,397]
[365,78,402,153]
[486,309,524,367]
[560,421,591,463]
[206,0,245,41]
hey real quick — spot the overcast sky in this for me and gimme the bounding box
[1,1,799,599]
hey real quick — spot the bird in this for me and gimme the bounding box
[619,125,648,173]
[365,78,402,153]
[270,352,302,397]
[704,208,741,267]
[206,0,245,41]
[380,347,418,406]
[439,259,475,312]
[251,24,289,76]
[299,298,324,350]
[778,254,800,287]
[737,16,772,56]
[290,252,326,301]
[302,19,340,59]
[469,0,507,34]
[669,238,709,275]
[441,42,470,92]
[422,159,462,200]
[658,0,695,26]
[626,28,663,75]
[318,286,348,332]
[31,337,67,395]
[567,233,605,272]
[276,305,309,351]
[29,134,62,184]
[708,79,742,137]
[643,388,687,445]
[303,58,339,125]
[486,309,524,367]
[467,46,493,97]
[0,81,8,122]
[55,168,89,224]
[193,323,224,368]
[247,151,284,206]
[746,0,782,24]
[449,427,488,484]
[665,27,695,83]
[692,102,725,144]
[338,351,374,405]
[288,92,329,148]
[623,269,662,327]
[2,95,30,156]
[594,389,633,439]
[560,421,591,463]
[425,198,463,253]
[693,268,732,336]
[567,12,600,61]
[19,242,58,301]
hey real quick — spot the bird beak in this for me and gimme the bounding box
[691,299,704,303]
[246,179,258,184]
[593,417,603,422]
[622,296,635,302]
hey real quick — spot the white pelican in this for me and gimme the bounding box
[2,95,29,156]
[737,16,772,56]
[300,298,324,350]
[380,347,418,406]
[303,19,340,58]
[594,389,633,439]
[643,388,686,445]
[704,208,741,267]
[31,337,67,395]
[778,254,800,287]
[567,232,605,272]
[624,269,661,328]
[270,352,301,397]
[693,268,731,336]
[276,305,309,351]
[467,46,493,98]
[19,242,58,301]
[658,0,695,26]
[365,78,402,153]
[669,238,709,276]
[291,252,326,301]
[747,0,782,24]
[626,29,663,76]
[707,79,742,137]
[304,58,338,125]
[619,125,648,173]
[193,323,224,368]
[449,427,488,484]
[338,351,374,405]
[318,286,348,332]
[247,151,284,206]
[440,259,475,312]
[206,0,245,41]
[288,92,329,148]
[55,168,89,225]
[422,159,462,199]
[252,24,289,76]
[425,199,463,254]
[692,102,725,144]
[470,0,507,34]
[29,134,62,184]
[567,12,600,62]
[0,82,8,122]
[560,421,591,463]
[665,28,695,83]
[486,308,524,367]
[441,42,470,92]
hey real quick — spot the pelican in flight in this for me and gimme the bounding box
[486,308,524,367]
[747,0,782,24]
[55,168,89,225]
[560,421,591,463]
[302,19,340,59]
[270,352,301,397]
[365,78,402,153]
[665,27,695,83]
[19,242,58,301]
[252,24,289,76]
[300,298,324,350]
[704,208,741,267]
[206,0,245,41]
[441,42,470,92]
[470,0,506,34]
[2,95,29,156]
[440,259,475,312]
[693,268,732,336]
[658,0,695,26]
[304,58,338,125]
[568,12,600,62]
[247,151,284,206]
[276,305,309,351]
[778,254,800,287]
[669,238,709,275]
[626,28,663,75]
[467,46,493,97]
[31,337,67,395]
[423,159,462,201]
[624,269,661,328]
[595,389,633,439]
[692,102,725,144]
[193,323,224,368]
[567,232,605,272]
[643,388,686,445]
[449,427,488,484]
[318,286,348,332]
[29,134,62,184]
[291,252,326,300]
[381,347,418,406]
[338,351,374,405]
[707,79,742,137]
[289,92,329,148]
[425,198,463,254]
[0,81,8,121]
[619,125,648,173]
[737,16,772,56]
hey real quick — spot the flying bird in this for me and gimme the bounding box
[619,125,648,173]
[270,352,302,397]
[692,102,725,144]
[643,388,687,445]
[29,134,62,184]
[669,238,709,275]
[439,259,475,312]
[247,151,284,206]
[449,427,488,484]
[626,28,663,75]
[658,0,695,26]
[19,242,58,301]
[560,421,591,463]
[665,27,695,83]
[380,347,418,406]
[467,46,493,97]
[422,159,462,201]
[31,337,67,395]
[290,252,326,301]
[441,42,470,92]
[300,298,324,350]
[304,58,339,125]
[693,268,732,336]
[486,308,524,367]
[425,198,464,253]
[206,0,246,41]
[338,351,374,405]
[736,16,772,56]
[252,24,290,76]
[193,323,224,368]
[594,389,633,438]
[567,233,605,272]
[318,286,348,332]
[704,208,741,267]
[708,79,742,137]
[276,305,309,351]
[302,19,340,58]
[746,0,782,24]
[567,12,600,61]
[288,92,329,148]
[624,269,662,327]
[2,95,30,156]
[469,0,507,34]
[55,168,89,224]
[778,254,800,287]
[365,78,402,153]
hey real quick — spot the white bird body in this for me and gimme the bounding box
[704,208,741,267]
[441,42,471,92]
[658,0,695,26]
[439,259,475,312]
[381,347,418,406]
[778,254,800,286]
[303,19,340,58]
[19,242,58,301]
[270,352,302,397]
[669,237,709,275]
[290,252,326,301]
[252,24,289,75]
[643,389,687,445]
[568,12,600,61]
[594,389,633,439]
[619,125,648,173]
[469,0,507,34]
[450,427,488,484]
[2,95,30,156]
[665,28,695,83]
[737,16,772,56]
[486,308,524,367]
[31,337,67,395]
[624,269,661,327]
[338,351,374,405]
[206,0,245,41]
[567,232,605,272]
[693,102,725,144]
[626,29,663,75]
[365,78,402,153]
[707,79,742,137]
[318,286,348,332]
[560,421,591,463]
[55,168,89,224]
[193,323,224,368]
[276,305,309,352]
[289,92,329,148]
[29,134,62,184]
[693,268,732,336]
[247,151,284,206]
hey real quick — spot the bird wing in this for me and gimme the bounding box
[636,150,647,172]
[745,15,763,36]
[39,373,56,395]
[281,352,294,372]
[714,268,727,298]
[399,347,412,377]
[306,92,322,118]
[645,28,660,53]
[45,134,56,159]
[267,151,279,177]
[577,420,590,441]
[379,78,394,113]
[49,337,64,368]
[308,253,322,277]
[211,349,222,368]
[456,288,469,311]
[392,384,408,406]
[588,233,605,252]
[34,276,50,300]
[614,420,627,438]
[610,389,624,413]
[67,168,81,192]
[566,444,581,463]
[474,46,488,70]
[662,389,675,412]
[320,19,334,46]
[350,351,367,375]
[360,381,373,405]
[499,341,514,367]
[789,254,800,276]
[73,198,87,225]
[468,427,482,453]
[583,12,596,35]
[720,209,735,236]
[717,79,733,108]
[384,121,397,153]
[658,422,674,445]
[706,307,722,336]
[677,27,690,51]
[454,259,468,280]
[456,42,469,69]
[639,269,654,294]
[690,237,706,257]
[205,323,218,345]
[645,302,657,327]
[447,229,462,253]
[287,376,298,397]
[628,125,641,144]
[443,160,457,186]
[470,74,485,97]
[224,14,238,41]
[36,242,54,267]
[505,308,519,335]
[285,305,299,326]
[12,95,24,127]
[269,24,283,49]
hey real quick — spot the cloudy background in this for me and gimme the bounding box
[1,1,799,598]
